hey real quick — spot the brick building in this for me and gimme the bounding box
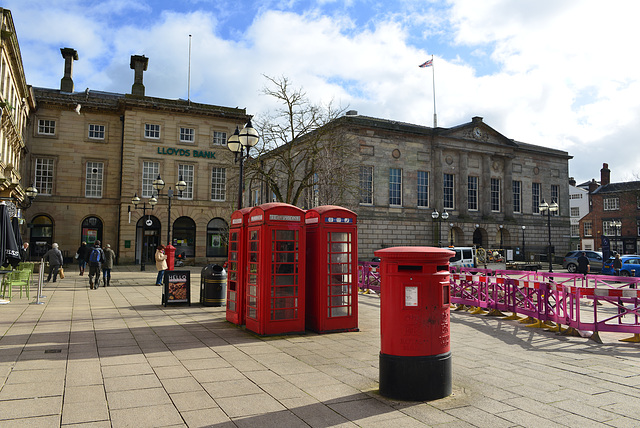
[579,163,640,256]
[24,49,249,264]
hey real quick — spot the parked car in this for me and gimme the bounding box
[562,250,603,273]
[601,255,640,276]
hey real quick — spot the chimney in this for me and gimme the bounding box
[130,55,149,96]
[569,177,576,186]
[588,178,598,193]
[60,48,78,93]
[600,163,610,186]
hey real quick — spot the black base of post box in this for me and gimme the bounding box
[379,352,452,401]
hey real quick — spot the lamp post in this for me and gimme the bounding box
[613,220,622,254]
[521,225,526,262]
[431,210,449,247]
[131,193,157,271]
[449,222,454,246]
[150,174,187,245]
[227,120,259,210]
[539,199,558,272]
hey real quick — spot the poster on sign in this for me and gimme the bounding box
[162,270,191,306]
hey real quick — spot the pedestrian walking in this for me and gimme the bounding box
[102,244,116,287]
[155,244,167,286]
[88,240,105,289]
[20,242,29,262]
[76,241,89,276]
[577,251,590,284]
[613,253,623,276]
[43,243,64,282]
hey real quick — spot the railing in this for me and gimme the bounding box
[358,261,640,342]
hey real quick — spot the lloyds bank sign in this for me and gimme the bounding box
[157,147,216,159]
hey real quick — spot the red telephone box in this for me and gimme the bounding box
[245,203,306,335]
[305,206,358,333]
[226,207,251,325]
[374,246,454,401]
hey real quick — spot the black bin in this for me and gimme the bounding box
[200,264,227,307]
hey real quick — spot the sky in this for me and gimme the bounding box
[5,0,640,185]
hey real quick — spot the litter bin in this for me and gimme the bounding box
[200,264,227,307]
[374,246,455,401]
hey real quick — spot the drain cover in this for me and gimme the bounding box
[44,349,62,354]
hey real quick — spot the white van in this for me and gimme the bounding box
[448,247,476,268]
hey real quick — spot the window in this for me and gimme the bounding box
[584,221,593,237]
[570,193,583,200]
[468,176,478,211]
[207,218,228,257]
[532,182,541,214]
[570,207,580,217]
[145,123,160,139]
[38,119,56,136]
[604,197,620,211]
[389,168,402,206]
[178,164,194,200]
[142,161,160,197]
[491,178,501,212]
[213,131,227,146]
[88,124,105,140]
[35,158,54,195]
[512,180,521,213]
[444,173,454,210]
[417,171,429,207]
[551,185,559,216]
[359,166,373,205]
[180,127,195,143]
[211,167,226,201]
[85,162,104,198]
[571,224,579,237]
[603,220,621,236]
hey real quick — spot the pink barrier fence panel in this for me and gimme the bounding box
[358,261,380,293]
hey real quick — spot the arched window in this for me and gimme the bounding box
[173,216,196,258]
[30,215,53,259]
[81,216,103,246]
[207,218,228,257]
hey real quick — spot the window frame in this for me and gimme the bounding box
[389,168,402,207]
[85,161,104,198]
[532,182,541,214]
[512,180,522,214]
[443,173,455,210]
[34,157,55,196]
[359,165,373,205]
[417,170,429,208]
[211,167,226,201]
[142,161,160,198]
[37,119,56,136]
[88,123,106,141]
[179,126,195,143]
[468,176,478,211]
[604,197,620,211]
[212,131,227,146]
[144,123,161,140]
[177,164,194,200]
[491,178,501,212]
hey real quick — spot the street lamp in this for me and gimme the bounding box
[431,210,449,247]
[612,220,622,254]
[227,120,259,210]
[151,174,187,245]
[521,225,526,261]
[131,193,157,271]
[499,225,504,251]
[539,199,558,272]
[449,222,454,246]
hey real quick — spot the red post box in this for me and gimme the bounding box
[226,207,251,325]
[374,246,455,401]
[165,243,176,271]
[305,206,358,333]
[245,203,306,335]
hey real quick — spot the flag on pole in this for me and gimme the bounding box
[419,59,433,68]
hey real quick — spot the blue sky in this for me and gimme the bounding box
[6,0,640,184]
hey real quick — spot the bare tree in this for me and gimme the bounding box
[246,75,360,208]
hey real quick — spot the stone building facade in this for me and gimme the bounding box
[0,8,34,211]
[252,113,572,261]
[24,49,249,264]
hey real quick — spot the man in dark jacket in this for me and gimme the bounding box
[88,240,105,289]
[577,252,590,277]
[44,243,64,282]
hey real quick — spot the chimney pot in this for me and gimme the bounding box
[130,55,149,96]
[60,48,78,93]
[601,162,611,186]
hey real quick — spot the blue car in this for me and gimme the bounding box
[602,255,640,276]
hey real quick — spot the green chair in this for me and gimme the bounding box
[1,270,29,300]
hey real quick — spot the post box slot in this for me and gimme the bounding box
[437,265,448,272]
[398,265,422,272]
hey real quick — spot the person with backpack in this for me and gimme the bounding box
[88,240,105,289]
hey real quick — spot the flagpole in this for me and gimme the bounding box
[431,55,437,128]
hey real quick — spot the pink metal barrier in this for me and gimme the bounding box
[450,268,640,342]
[358,261,381,293]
